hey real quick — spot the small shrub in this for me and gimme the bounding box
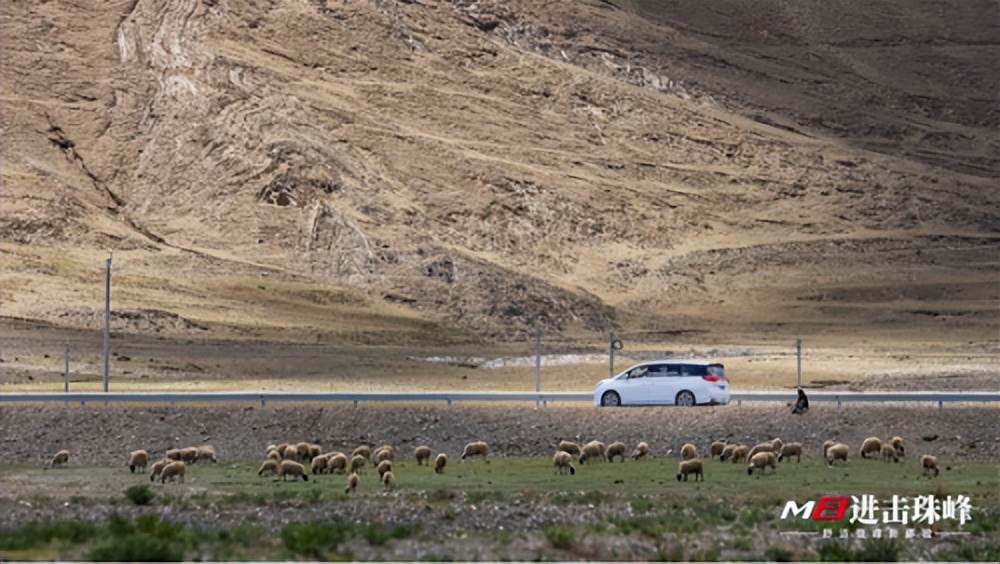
[855,537,900,562]
[125,485,156,506]
[765,545,793,562]
[0,520,99,550]
[543,524,575,550]
[281,521,349,558]
[818,541,854,562]
[88,533,183,562]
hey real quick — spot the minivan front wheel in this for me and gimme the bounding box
[675,390,696,407]
[601,391,621,407]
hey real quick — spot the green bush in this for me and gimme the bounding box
[88,533,183,562]
[281,521,350,558]
[543,524,575,550]
[0,520,99,550]
[125,485,156,506]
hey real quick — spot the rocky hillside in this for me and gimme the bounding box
[2,0,997,345]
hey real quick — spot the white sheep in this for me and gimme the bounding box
[373,446,395,466]
[632,441,649,460]
[679,443,698,460]
[719,444,736,462]
[770,438,784,454]
[311,454,329,475]
[606,441,628,462]
[822,440,836,458]
[434,453,448,474]
[165,448,182,461]
[350,454,367,474]
[295,442,312,462]
[826,443,850,467]
[746,442,775,461]
[859,437,882,459]
[730,444,749,464]
[128,450,149,473]
[160,461,186,483]
[921,454,939,477]
[279,460,309,482]
[266,449,281,462]
[414,445,432,465]
[557,440,582,458]
[880,444,899,463]
[328,453,349,474]
[579,440,606,464]
[553,451,576,475]
[180,447,199,464]
[778,442,803,463]
[747,451,777,476]
[382,470,395,490]
[47,449,70,469]
[345,472,359,494]
[352,445,372,461]
[257,459,279,477]
[148,458,172,482]
[677,458,704,481]
[460,441,489,462]
[709,440,727,459]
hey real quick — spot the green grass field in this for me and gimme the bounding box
[1,454,997,561]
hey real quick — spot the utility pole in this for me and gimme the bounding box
[103,251,112,393]
[796,338,802,390]
[534,327,542,408]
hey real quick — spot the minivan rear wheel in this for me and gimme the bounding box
[675,390,696,407]
[601,391,621,407]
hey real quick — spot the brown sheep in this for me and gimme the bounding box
[730,444,749,464]
[747,452,777,476]
[345,472,359,494]
[352,445,372,461]
[746,442,775,461]
[826,443,850,467]
[373,446,395,466]
[128,450,149,473]
[859,437,882,459]
[553,451,576,475]
[677,459,704,482]
[328,453,349,474]
[382,470,395,490]
[165,448,182,461]
[579,440,606,464]
[891,436,905,457]
[778,442,803,463]
[196,445,217,464]
[719,444,736,462]
[179,447,199,464]
[632,441,649,460]
[295,442,312,462]
[350,454,367,474]
[921,454,940,478]
[709,440,727,459]
[47,449,70,468]
[434,453,448,474]
[311,455,329,475]
[606,441,628,462]
[160,461,186,483]
[148,458,172,482]
[257,459,279,477]
[279,460,309,482]
[414,445,432,466]
[376,459,393,480]
[822,440,836,458]
[880,444,899,463]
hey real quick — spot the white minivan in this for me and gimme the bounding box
[594,360,730,407]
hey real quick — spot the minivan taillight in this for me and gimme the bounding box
[702,375,722,382]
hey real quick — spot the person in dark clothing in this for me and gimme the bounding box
[791,388,809,414]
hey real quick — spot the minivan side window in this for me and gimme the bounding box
[664,364,682,377]
[682,364,708,377]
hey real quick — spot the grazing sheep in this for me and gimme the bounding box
[414,445,432,466]
[308,444,322,460]
[382,470,395,490]
[350,454,367,474]
[179,447,199,464]
[719,444,736,462]
[345,472,359,494]
[279,460,309,482]
[770,438,784,453]
[311,455,329,475]
[149,458,172,482]
[376,459,393,480]
[160,461,186,483]
[921,454,939,478]
[730,445,749,464]
[826,443,850,467]
[747,452,778,476]
[373,446,395,466]
[880,444,899,463]
[47,449,70,468]
[778,442,803,463]
[746,442,775,461]
[128,450,149,473]
[553,451,576,475]
[859,437,882,459]
[165,449,182,461]
[677,458,704,482]
[891,436,905,457]
[710,440,727,459]
[434,453,448,474]
[352,445,372,461]
[579,440,606,464]
[680,443,698,461]
[282,447,300,461]
[295,442,312,462]
[266,450,281,462]
[822,440,836,458]
[196,445,217,464]
[460,441,489,461]
[632,441,649,460]
[606,441,628,462]
[557,440,582,458]
[327,453,349,474]
[274,443,291,458]
[257,459,279,477]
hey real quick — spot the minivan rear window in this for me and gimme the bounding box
[707,364,726,378]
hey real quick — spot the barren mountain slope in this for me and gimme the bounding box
[1,0,997,345]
